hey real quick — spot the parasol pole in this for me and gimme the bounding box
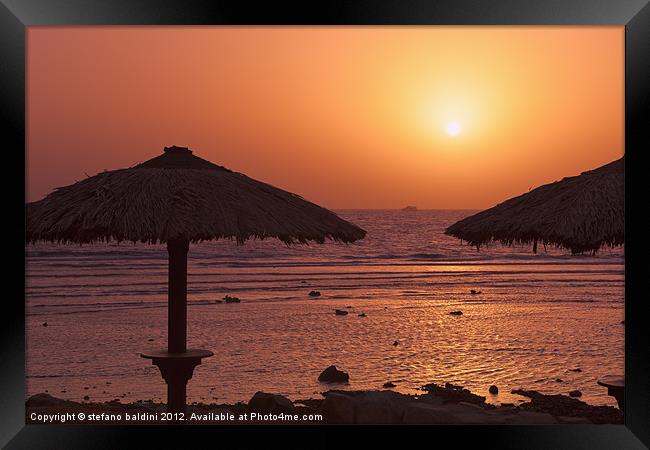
[168,238,189,353]
[142,238,212,416]
[165,237,189,412]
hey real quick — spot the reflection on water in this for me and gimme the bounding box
[26,210,624,406]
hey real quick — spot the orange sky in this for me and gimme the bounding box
[27,26,623,208]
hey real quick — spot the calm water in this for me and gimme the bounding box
[26,210,624,407]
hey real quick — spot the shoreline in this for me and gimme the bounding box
[26,382,623,425]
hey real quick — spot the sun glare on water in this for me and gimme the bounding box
[446,122,461,136]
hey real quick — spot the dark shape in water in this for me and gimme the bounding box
[569,390,582,398]
[422,382,486,405]
[26,393,67,407]
[223,295,241,303]
[318,365,349,383]
[393,340,399,346]
[470,289,482,295]
[511,389,622,424]
[489,385,499,395]
[248,392,295,415]
[335,309,348,316]
[42,322,48,327]
[358,313,367,317]
[383,382,396,388]
[402,206,418,211]
[569,368,582,373]
[309,291,321,297]
[449,310,463,316]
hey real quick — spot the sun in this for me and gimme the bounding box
[446,122,461,136]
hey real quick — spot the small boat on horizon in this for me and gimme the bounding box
[223,295,241,303]
[402,206,418,211]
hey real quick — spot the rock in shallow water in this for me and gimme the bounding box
[489,385,499,395]
[248,392,295,414]
[355,393,403,424]
[422,383,486,405]
[511,388,622,424]
[403,403,459,424]
[26,393,67,407]
[320,392,357,423]
[318,365,350,383]
[321,390,416,424]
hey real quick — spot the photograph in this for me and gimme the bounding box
[22,25,628,427]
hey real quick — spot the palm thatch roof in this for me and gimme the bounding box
[445,157,624,254]
[26,146,366,245]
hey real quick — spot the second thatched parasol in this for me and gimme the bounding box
[445,157,624,254]
[26,145,367,413]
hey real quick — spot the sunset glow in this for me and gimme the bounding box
[446,122,462,136]
[27,26,624,208]
[25,26,627,419]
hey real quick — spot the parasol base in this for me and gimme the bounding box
[141,348,214,415]
[597,375,624,410]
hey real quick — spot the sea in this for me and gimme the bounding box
[26,209,624,407]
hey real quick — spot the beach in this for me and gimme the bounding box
[26,384,623,425]
[26,210,624,408]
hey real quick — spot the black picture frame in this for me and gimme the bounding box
[2,0,648,447]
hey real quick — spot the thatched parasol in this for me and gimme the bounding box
[26,145,366,413]
[27,145,366,245]
[445,157,624,254]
